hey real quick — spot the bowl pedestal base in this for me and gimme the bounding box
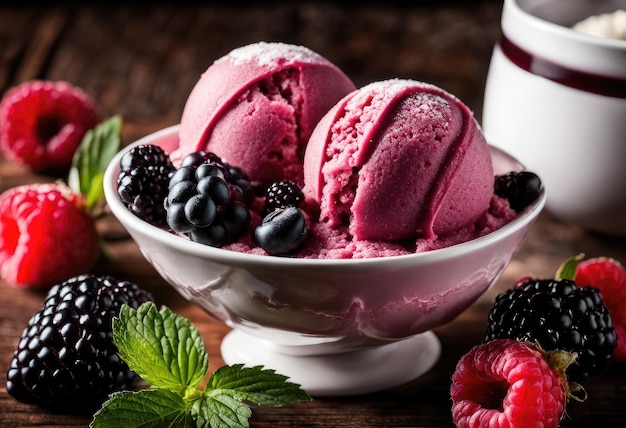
[221,329,441,396]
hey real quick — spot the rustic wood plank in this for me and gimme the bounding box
[4,2,503,138]
[1,2,625,427]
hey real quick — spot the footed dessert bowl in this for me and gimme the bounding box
[103,125,546,396]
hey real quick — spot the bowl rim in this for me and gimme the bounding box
[503,0,626,82]
[104,125,546,269]
[510,0,626,50]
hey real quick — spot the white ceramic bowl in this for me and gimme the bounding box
[103,125,545,396]
[483,0,626,236]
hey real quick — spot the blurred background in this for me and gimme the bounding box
[0,1,503,143]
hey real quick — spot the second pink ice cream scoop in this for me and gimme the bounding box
[303,79,494,243]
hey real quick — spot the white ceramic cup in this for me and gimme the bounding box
[483,0,626,236]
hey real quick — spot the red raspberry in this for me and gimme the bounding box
[451,339,567,428]
[575,257,626,361]
[0,80,98,172]
[0,183,99,288]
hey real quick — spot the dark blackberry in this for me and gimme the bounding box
[485,278,616,381]
[6,275,153,412]
[117,144,175,227]
[119,144,171,171]
[165,151,252,247]
[494,171,542,212]
[179,150,255,206]
[180,150,224,169]
[262,180,304,216]
[254,206,308,255]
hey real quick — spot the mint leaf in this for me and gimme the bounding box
[113,302,209,393]
[90,389,192,428]
[556,253,585,281]
[69,115,122,212]
[98,303,312,428]
[207,364,311,406]
[191,393,251,428]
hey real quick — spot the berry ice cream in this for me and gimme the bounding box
[117,43,538,259]
[304,79,494,244]
[174,42,356,187]
[225,79,519,258]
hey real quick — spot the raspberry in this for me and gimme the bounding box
[117,144,175,227]
[451,339,567,428]
[575,257,626,361]
[6,275,153,411]
[0,183,99,288]
[0,80,99,172]
[262,180,304,216]
[485,278,616,381]
[494,171,542,212]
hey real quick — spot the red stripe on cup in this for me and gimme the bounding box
[500,35,626,98]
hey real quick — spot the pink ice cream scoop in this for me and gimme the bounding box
[175,42,356,187]
[303,79,494,243]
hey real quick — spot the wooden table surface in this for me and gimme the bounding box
[1,2,625,427]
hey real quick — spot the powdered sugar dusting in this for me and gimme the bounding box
[362,78,463,106]
[221,42,331,68]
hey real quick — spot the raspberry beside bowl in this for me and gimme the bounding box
[103,125,546,396]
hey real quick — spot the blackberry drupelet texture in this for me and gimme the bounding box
[575,257,626,361]
[165,150,252,247]
[262,180,305,216]
[485,278,616,381]
[494,171,542,212]
[117,144,175,227]
[6,275,153,412]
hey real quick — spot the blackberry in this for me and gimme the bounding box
[178,150,255,206]
[6,275,153,412]
[494,171,542,212]
[254,206,308,255]
[262,180,304,216]
[117,144,175,227]
[165,151,252,247]
[485,278,616,381]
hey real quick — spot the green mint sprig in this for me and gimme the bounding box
[90,302,311,428]
[555,253,585,281]
[68,115,122,215]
